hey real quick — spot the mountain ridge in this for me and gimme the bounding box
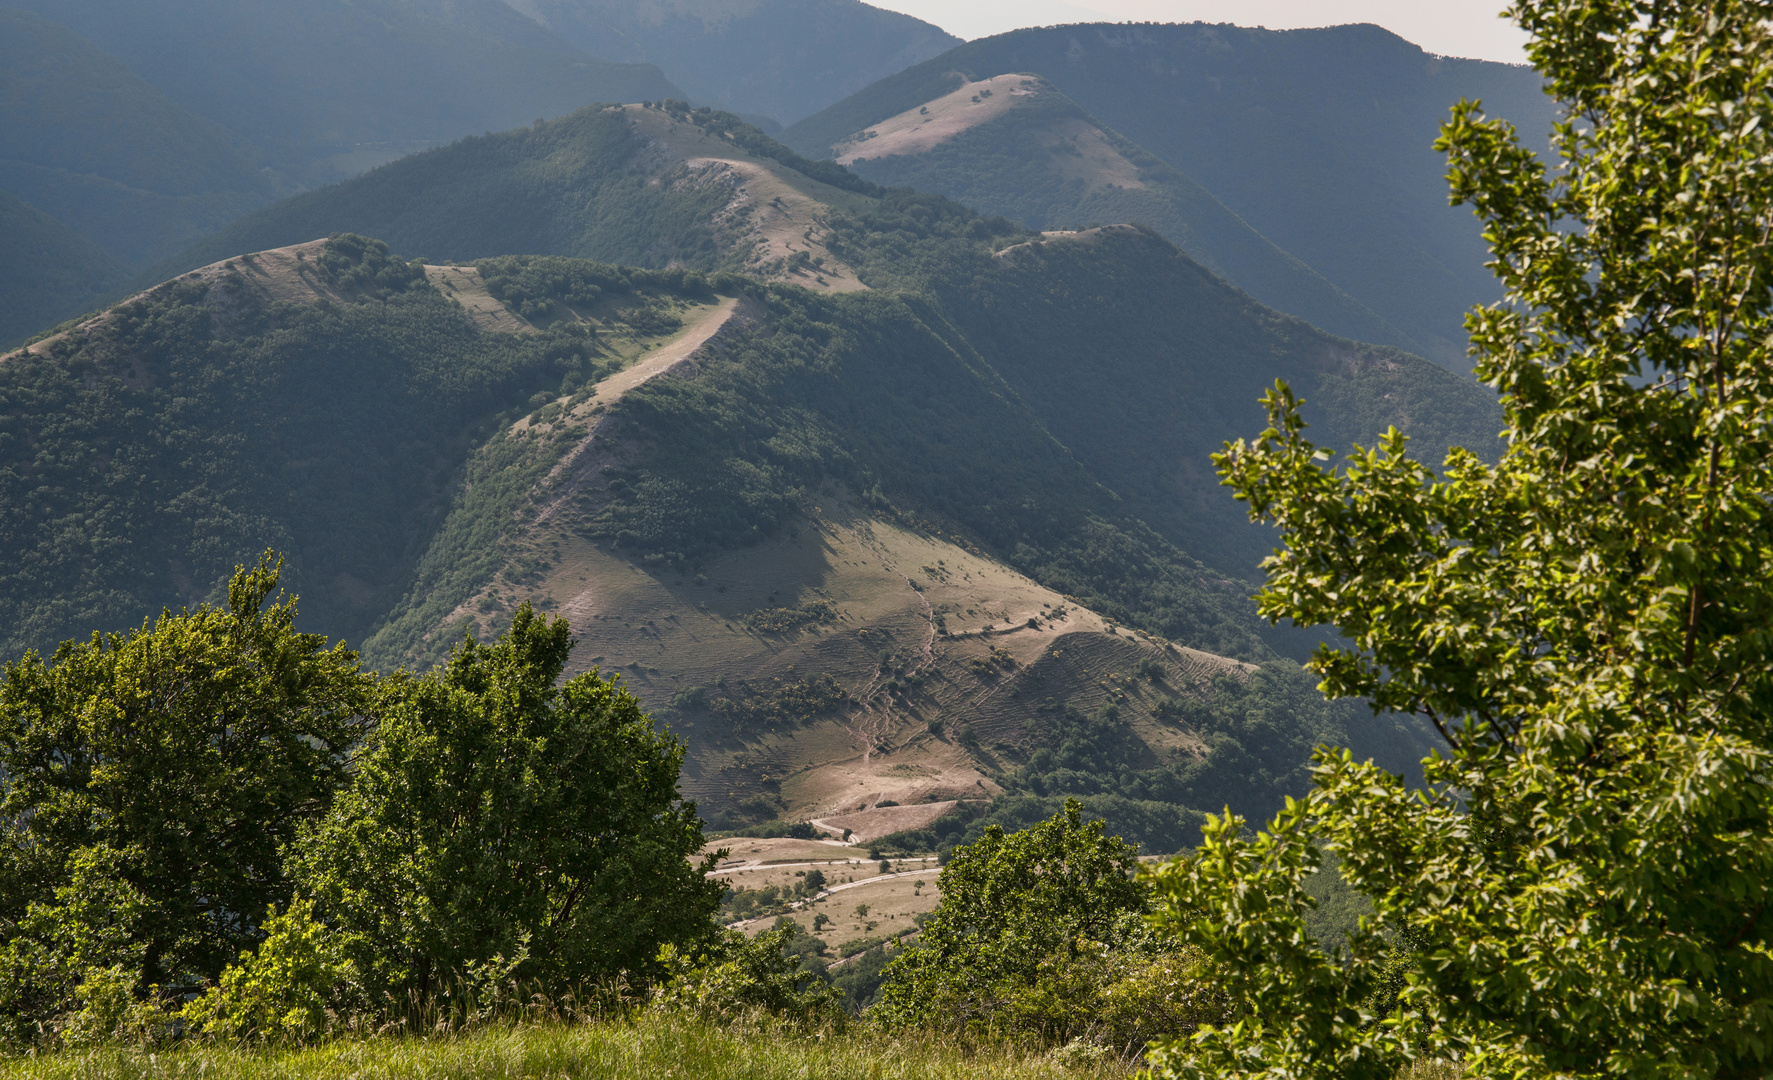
[830,72,1416,353]
[784,21,1559,368]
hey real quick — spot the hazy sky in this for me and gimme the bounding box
[870,0,1531,65]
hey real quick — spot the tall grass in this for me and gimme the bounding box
[0,1013,1129,1080]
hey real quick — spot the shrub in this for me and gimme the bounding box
[182,899,357,1044]
[655,924,839,1021]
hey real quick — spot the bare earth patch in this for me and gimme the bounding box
[424,265,533,332]
[834,73,1043,164]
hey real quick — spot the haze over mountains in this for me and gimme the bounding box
[786,22,1558,367]
[0,5,1539,843]
[500,0,962,124]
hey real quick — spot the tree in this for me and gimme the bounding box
[290,604,723,1002]
[654,921,839,1021]
[0,554,368,1041]
[872,799,1152,1039]
[1148,2,1773,1078]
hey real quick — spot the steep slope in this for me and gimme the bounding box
[0,191,129,349]
[149,104,877,291]
[784,22,1560,368]
[0,235,720,656]
[500,0,961,124]
[155,108,1497,584]
[6,0,681,187]
[832,73,1411,352]
[0,9,289,265]
[352,255,1438,846]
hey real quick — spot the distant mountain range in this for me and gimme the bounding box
[786,22,1559,368]
[826,72,1412,353]
[497,0,961,125]
[0,0,959,345]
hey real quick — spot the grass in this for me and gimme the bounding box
[1,1015,1128,1080]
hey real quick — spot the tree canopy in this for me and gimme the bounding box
[873,799,1148,1031]
[0,557,722,1044]
[292,603,723,1000]
[0,554,368,1039]
[1148,1,1773,1077]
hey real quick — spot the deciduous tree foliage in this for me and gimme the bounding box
[1149,2,1773,1078]
[0,554,368,1037]
[872,800,1149,1035]
[291,603,723,1000]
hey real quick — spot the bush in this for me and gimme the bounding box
[655,923,839,1021]
[182,899,358,1044]
[291,604,723,999]
[872,800,1158,1043]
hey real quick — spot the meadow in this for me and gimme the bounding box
[0,1016,1128,1080]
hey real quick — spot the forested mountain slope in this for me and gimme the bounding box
[0,231,1446,847]
[0,191,128,348]
[1,104,1494,843]
[0,0,684,346]
[148,104,878,290]
[499,0,960,125]
[0,8,290,268]
[4,0,681,189]
[830,73,1411,352]
[152,104,1498,584]
[784,22,1559,368]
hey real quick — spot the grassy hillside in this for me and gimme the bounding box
[0,235,720,658]
[356,260,1436,847]
[147,104,877,290]
[783,22,1559,368]
[506,0,960,125]
[6,0,681,187]
[0,1017,1123,1080]
[833,73,1412,352]
[0,192,128,349]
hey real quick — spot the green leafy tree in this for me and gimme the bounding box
[1148,2,1773,1078]
[0,554,367,1041]
[181,898,358,1043]
[291,604,723,1002]
[872,799,1152,1040]
[654,921,839,1020]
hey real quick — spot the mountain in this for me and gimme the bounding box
[145,103,884,288]
[149,102,1497,583]
[4,0,682,188]
[0,191,129,348]
[0,8,290,266]
[497,0,961,125]
[0,227,1449,850]
[783,22,1560,368]
[3,112,1496,841]
[828,73,1412,352]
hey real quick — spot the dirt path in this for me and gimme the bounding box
[712,856,937,876]
[584,295,739,408]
